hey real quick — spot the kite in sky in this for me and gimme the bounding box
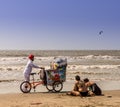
[99,31,103,35]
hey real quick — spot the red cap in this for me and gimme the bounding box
[28,54,34,60]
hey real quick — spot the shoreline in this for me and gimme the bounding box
[1,80,120,94]
[0,90,120,107]
[0,80,120,93]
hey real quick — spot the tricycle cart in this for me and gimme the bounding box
[20,59,67,93]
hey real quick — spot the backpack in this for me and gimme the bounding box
[40,70,47,85]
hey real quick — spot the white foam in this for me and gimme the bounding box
[67,65,120,71]
[0,56,120,83]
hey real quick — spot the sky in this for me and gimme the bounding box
[0,0,120,50]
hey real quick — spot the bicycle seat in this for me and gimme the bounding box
[30,73,36,75]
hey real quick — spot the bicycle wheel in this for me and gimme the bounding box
[53,81,63,92]
[46,84,54,92]
[20,81,31,93]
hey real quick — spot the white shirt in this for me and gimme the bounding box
[23,60,40,75]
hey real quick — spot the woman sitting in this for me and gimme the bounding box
[84,78,102,96]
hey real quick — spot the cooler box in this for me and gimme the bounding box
[46,65,67,85]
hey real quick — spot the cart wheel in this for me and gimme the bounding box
[46,84,54,92]
[20,81,31,93]
[53,81,63,92]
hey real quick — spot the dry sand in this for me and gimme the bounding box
[0,90,120,107]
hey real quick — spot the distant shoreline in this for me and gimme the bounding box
[0,50,120,57]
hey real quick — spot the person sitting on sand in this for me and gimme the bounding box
[23,54,44,82]
[83,78,102,96]
[67,75,88,97]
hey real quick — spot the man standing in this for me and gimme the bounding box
[23,54,44,81]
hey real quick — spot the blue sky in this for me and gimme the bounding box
[0,0,120,50]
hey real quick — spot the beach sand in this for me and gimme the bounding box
[0,90,120,107]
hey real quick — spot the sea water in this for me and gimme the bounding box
[0,50,120,93]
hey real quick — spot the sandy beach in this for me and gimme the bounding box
[0,90,120,107]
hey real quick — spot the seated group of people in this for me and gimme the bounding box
[67,75,102,97]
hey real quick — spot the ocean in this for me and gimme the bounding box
[0,50,120,93]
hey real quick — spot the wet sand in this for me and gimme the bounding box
[0,90,120,107]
